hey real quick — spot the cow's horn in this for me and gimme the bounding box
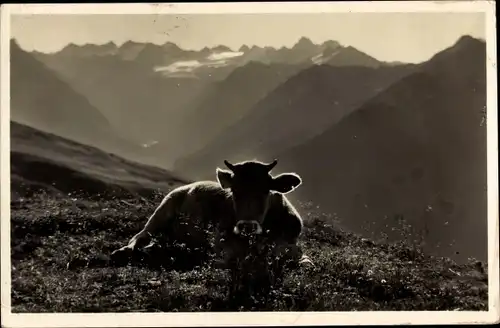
[266,159,278,172]
[224,160,235,171]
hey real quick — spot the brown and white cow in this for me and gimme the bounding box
[110,159,313,271]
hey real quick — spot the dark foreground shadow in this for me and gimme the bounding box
[66,234,294,310]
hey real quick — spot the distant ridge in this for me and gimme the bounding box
[22,36,411,69]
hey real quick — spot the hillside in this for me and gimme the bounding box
[11,121,186,200]
[10,123,488,312]
[175,63,416,179]
[273,35,488,263]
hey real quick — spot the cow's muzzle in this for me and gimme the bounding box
[233,220,263,236]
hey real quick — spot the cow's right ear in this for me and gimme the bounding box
[271,173,302,194]
[216,168,233,189]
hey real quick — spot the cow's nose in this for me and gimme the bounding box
[237,221,255,234]
[234,220,262,235]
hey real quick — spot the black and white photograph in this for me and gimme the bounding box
[1,1,498,327]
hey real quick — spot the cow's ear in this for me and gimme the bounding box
[271,173,302,194]
[216,168,233,189]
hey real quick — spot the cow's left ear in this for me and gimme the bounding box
[216,168,233,189]
[271,173,302,194]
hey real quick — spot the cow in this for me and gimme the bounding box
[110,159,313,278]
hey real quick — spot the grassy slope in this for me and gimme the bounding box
[11,121,187,201]
[10,123,488,312]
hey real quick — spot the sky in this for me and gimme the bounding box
[11,13,485,64]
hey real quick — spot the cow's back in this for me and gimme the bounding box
[160,181,234,250]
[176,181,235,228]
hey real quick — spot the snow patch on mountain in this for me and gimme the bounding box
[154,51,244,76]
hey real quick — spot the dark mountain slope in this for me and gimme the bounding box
[324,46,382,68]
[174,61,310,159]
[275,36,487,263]
[10,40,135,156]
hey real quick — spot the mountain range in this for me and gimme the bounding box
[29,36,399,166]
[39,37,389,76]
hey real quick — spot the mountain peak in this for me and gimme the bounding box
[454,35,484,48]
[62,42,79,50]
[239,44,250,52]
[120,40,144,48]
[321,40,341,50]
[424,34,486,68]
[163,41,182,50]
[10,38,21,50]
[294,37,315,48]
[212,45,232,52]
[102,41,118,49]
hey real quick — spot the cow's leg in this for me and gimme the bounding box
[111,193,178,260]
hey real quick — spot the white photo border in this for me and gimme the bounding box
[1,1,498,327]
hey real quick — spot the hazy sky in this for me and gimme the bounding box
[11,13,485,63]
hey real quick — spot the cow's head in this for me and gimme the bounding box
[216,159,302,236]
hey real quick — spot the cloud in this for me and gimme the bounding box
[154,60,202,73]
[154,51,244,75]
[207,51,244,61]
